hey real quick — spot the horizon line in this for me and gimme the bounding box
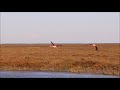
[0,42,120,44]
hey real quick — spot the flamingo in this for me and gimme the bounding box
[49,41,62,48]
[89,44,98,51]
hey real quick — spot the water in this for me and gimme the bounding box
[0,71,119,78]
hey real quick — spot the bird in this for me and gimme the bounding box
[49,41,62,48]
[89,44,98,51]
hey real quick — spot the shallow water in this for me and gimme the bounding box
[0,71,119,78]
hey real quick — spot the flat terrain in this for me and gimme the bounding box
[0,44,120,75]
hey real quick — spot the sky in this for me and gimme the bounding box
[0,12,119,44]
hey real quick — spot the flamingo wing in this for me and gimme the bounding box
[50,41,55,45]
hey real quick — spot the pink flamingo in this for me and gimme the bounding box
[89,44,98,51]
[49,41,62,48]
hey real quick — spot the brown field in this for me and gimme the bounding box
[0,44,120,75]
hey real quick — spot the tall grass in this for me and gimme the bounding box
[0,44,120,75]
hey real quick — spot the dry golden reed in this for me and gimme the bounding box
[0,44,120,75]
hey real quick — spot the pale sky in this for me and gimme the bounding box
[0,12,119,44]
